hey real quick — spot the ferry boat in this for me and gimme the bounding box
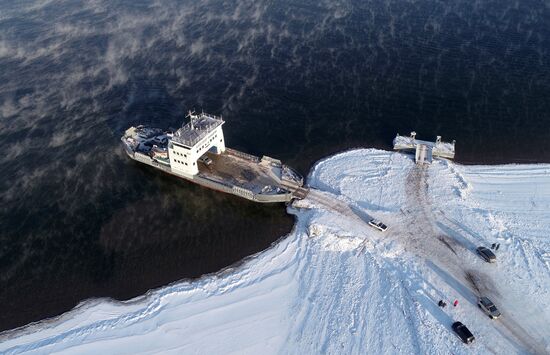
[121,111,306,203]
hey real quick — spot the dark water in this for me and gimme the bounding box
[1,0,549,331]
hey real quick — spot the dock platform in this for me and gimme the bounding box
[393,132,455,164]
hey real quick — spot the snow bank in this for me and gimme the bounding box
[1,149,549,354]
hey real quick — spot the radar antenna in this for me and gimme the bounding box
[186,109,196,129]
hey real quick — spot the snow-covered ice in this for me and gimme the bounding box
[1,149,549,354]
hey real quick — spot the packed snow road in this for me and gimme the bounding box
[1,149,549,354]
[303,150,550,354]
[401,165,548,354]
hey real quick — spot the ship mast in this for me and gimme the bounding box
[186,110,195,130]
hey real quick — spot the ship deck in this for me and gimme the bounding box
[197,151,284,194]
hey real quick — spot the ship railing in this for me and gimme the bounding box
[253,192,292,203]
[173,113,224,147]
[226,148,260,163]
[261,156,281,165]
[281,165,303,186]
[197,173,234,189]
[172,129,210,147]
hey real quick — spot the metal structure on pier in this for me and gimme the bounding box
[393,131,455,165]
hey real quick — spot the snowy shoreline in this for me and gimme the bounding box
[1,148,549,354]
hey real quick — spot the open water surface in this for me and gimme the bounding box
[1,0,549,331]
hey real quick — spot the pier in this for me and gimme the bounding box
[393,132,455,165]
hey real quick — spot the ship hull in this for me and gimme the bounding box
[122,145,295,204]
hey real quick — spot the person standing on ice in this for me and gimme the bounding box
[453,299,458,307]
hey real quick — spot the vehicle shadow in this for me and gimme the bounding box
[415,291,456,330]
[437,211,489,244]
[425,260,477,306]
[435,222,478,254]
[356,200,395,213]
[349,204,373,224]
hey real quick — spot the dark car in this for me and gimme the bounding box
[198,155,213,166]
[452,321,475,344]
[476,246,496,263]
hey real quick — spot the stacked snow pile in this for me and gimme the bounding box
[1,149,549,354]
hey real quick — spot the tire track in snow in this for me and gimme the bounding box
[307,154,549,353]
[404,163,548,354]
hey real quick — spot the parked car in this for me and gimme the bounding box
[198,155,213,166]
[368,219,388,232]
[452,321,475,344]
[478,297,501,319]
[477,246,496,263]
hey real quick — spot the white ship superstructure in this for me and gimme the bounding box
[169,112,226,175]
[121,111,306,203]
